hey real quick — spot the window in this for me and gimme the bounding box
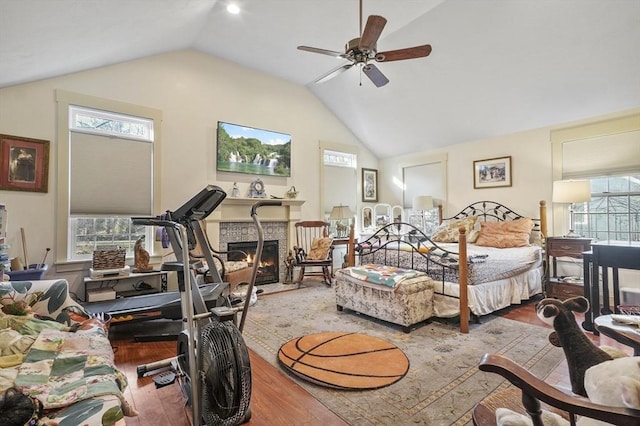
[56,90,162,265]
[323,149,357,168]
[70,105,154,141]
[68,106,155,260]
[574,174,640,242]
[550,112,640,240]
[70,217,148,257]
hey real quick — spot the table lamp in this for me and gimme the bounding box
[413,195,434,234]
[552,180,591,238]
[329,205,354,237]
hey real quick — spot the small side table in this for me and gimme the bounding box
[594,315,640,356]
[545,237,592,299]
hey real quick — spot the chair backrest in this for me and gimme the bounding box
[294,221,330,253]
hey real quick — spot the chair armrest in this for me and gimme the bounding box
[479,353,640,426]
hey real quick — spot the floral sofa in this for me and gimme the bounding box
[0,279,136,425]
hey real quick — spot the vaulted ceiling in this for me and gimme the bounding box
[1,0,639,158]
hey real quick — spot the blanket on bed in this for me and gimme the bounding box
[14,328,128,409]
[347,264,426,288]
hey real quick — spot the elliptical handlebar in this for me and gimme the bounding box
[132,217,181,229]
[238,200,282,333]
[249,200,283,216]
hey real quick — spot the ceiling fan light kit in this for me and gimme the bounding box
[297,2,432,87]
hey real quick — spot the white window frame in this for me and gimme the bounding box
[551,112,640,238]
[55,90,162,268]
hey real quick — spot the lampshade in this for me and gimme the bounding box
[552,180,591,204]
[413,195,434,211]
[329,205,354,220]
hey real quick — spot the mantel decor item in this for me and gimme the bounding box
[473,156,512,189]
[248,178,267,198]
[362,168,378,202]
[231,182,240,197]
[0,134,50,193]
[286,186,298,199]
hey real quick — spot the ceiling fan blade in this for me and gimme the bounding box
[359,15,387,51]
[362,64,389,87]
[375,44,432,62]
[315,63,354,84]
[297,46,347,58]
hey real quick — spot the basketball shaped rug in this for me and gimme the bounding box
[277,332,409,390]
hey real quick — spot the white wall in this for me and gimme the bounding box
[0,50,376,292]
[380,109,640,223]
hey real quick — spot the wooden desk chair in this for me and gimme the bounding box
[473,353,640,426]
[293,221,333,285]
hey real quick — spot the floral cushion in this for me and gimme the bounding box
[0,280,91,326]
[431,217,478,243]
[475,218,535,248]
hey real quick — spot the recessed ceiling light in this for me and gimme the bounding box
[226,3,240,14]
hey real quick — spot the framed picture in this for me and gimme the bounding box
[362,168,378,202]
[473,156,512,189]
[0,134,50,193]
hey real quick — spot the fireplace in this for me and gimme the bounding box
[228,240,279,285]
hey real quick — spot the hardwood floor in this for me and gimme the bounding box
[112,297,631,426]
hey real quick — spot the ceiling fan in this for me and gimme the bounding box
[297,0,432,87]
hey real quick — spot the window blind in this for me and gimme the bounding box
[70,131,153,215]
[562,130,640,179]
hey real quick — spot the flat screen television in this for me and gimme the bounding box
[216,121,291,177]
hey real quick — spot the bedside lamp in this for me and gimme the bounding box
[552,180,591,238]
[329,205,354,238]
[413,195,434,234]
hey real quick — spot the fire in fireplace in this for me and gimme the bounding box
[227,240,279,285]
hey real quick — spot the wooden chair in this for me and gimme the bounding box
[473,353,640,426]
[293,221,334,285]
[188,220,251,292]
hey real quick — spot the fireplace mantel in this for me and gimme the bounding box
[205,197,306,251]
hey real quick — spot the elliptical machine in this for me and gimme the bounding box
[132,185,281,425]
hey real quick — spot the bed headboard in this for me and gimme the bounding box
[445,200,547,240]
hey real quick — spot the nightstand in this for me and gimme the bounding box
[545,237,592,299]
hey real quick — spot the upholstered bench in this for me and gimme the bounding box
[334,265,435,332]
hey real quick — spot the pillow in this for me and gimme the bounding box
[431,217,478,243]
[496,407,568,426]
[306,237,333,260]
[475,218,534,248]
[584,356,640,410]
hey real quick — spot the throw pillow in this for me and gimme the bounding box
[475,218,534,248]
[431,217,478,243]
[306,237,333,260]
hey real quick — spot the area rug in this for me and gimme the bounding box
[278,332,410,389]
[242,284,564,426]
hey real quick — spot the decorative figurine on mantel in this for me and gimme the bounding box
[231,182,240,197]
[248,178,266,198]
[132,236,153,273]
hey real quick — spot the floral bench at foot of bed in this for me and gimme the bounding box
[334,266,435,333]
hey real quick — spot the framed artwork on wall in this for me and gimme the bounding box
[473,156,512,189]
[0,134,50,193]
[362,168,378,202]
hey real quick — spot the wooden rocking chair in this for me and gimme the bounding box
[292,221,334,285]
[473,353,640,426]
